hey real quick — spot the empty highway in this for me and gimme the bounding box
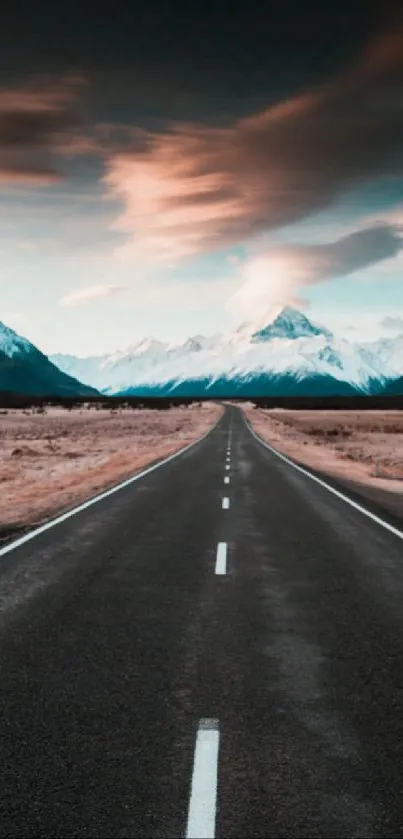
[0,404,403,838]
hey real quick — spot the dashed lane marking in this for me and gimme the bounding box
[186,719,220,838]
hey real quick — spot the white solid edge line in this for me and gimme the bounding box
[222,497,230,509]
[186,719,220,839]
[244,414,403,541]
[224,476,230,484]
[215,542,227,575]
[0,411,226,558]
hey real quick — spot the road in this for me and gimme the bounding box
[0,404,403,838]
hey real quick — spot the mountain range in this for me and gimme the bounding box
[1,307,401,398]
[0,321,97,397]
[48,306,402,397]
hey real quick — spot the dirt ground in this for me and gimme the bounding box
[242,406,403,521]
[0,402,222,543]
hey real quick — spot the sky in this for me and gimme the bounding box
[1,0,403,356]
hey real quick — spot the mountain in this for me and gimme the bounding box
[362,334,403,378]
[0,321,98,396]
[251,305,333,342]
[382,376,403,395]
[50,306,402,397]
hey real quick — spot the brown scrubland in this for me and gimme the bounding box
[243,406,403,521]
[0,402,222,544]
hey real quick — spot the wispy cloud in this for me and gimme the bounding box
[0,74,93,186]
[227,222,403,318]
[59,284,127,307]
[0,167,63,185]
[381,314,403,332]
[104,26,403,263]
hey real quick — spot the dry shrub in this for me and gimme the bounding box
[11,445,39,457]
[0,403,222,531]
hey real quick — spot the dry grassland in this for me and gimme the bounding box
[243,406,403,521]
[0,402,222,543]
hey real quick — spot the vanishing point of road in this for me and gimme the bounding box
[0,404,403,838]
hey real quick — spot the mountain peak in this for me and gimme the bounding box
[133,337,164,354]
[49,308,401,396]
[251,306,332,343]
[0,320,35,358]
[279,304,305,319]
[0,319,97,395]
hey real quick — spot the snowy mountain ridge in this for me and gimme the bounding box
[0,320,35,358]
[0,320,97,396]
[49,307,403,396]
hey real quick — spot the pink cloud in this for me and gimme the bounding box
[227,223,403,318]
[59,284,128,307]
[104,26,403,262]
[0,168,62,185]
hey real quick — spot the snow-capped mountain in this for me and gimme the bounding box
[0,321,35,358]
[0,321,98,396]
[50,307,403,397]
[362,334,403,379]
[251,306,333,343]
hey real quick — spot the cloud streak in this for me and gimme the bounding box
[381,314,403,332]
[59,284,127,307]
[227,222,403,318]
[104,26,403,262]
[0,74,92,185]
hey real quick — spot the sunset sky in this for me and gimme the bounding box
[1,0,403,355]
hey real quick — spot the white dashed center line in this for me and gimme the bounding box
[215,542,227,575]
[225,464,230,470]
[224,476,229,484]
[186,718,220,838]
[222,497,230,509]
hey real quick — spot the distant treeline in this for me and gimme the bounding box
[0,392,203,410]
[0,390,402,410]
[249,395,403,410]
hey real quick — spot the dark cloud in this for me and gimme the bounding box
[104,26,403,260]
[0,0,384,124]
[0,74,91,185]
[283,223,403,282]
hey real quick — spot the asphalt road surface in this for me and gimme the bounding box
[1,404,403,838]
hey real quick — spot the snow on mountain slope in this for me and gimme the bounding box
[250,305,333,342]
[120,334,383,392]
[50,307,400,396]
[0,322,98,396]
[362,334,403,378]
[0,320,35,357]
